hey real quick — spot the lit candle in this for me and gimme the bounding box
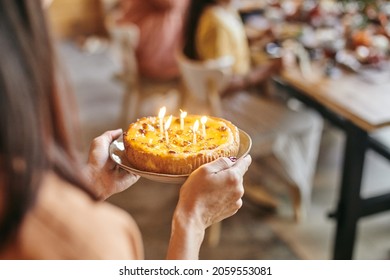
[180,109,187,130]
[164,115,172,144]
[192,120,199,144]
[158,106,166,134]
[200,116,207,138]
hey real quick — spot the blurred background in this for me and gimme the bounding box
[46,0,390,259]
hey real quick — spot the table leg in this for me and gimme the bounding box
[333,124,368,259]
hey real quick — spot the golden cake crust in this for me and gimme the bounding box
[123,115,240,175]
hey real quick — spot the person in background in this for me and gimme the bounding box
[113,0,190,81]
[0,0,251,259]
[183,0,281,95]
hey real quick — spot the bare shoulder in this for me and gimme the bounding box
[17,172,144,259]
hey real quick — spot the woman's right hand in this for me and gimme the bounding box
[167,155,252,259]
[179,155,252,227]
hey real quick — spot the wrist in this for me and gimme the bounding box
[83,165,107,200]
[167,206,206,259]
[172,206,206,236]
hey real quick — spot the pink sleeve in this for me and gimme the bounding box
[149,0,188,10]
[134,1,189,79]
[149,0,175,9]
[115,0,189,80]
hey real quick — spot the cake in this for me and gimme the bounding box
[123,114,240,175]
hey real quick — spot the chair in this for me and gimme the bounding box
[101,1,181,127]
[177,54,235,116]
[176,52,323,244]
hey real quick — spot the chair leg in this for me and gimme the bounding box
[206,222,221,247]
[177,80,188,111]
[288,184,302,222]
[256,157,305,222]
[244,182,278,210]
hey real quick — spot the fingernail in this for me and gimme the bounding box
[228,156,237,162]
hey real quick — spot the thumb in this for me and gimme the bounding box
[90,129,123,153]
[106,129,123,141]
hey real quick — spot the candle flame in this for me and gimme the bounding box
[164,115,172,130]
[159,106,166,134]
[192,120,199,144]
[158,106,166,119]
[180,109,187,130]
[180,109,187,118]
[200,116,207,138]
[193,120,199,132]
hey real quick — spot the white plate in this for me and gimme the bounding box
[109,129,252,184]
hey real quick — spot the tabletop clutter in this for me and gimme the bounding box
[242,0,390,79]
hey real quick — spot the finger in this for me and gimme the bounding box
[115,171,140,187]
[103,129,123,143]
[228,155,252,176]
[106,159,117,170]
[204,157,236,174]
[91,129,122,153]
[92,129,123,151]
[116,169,132,179]
[108,128,123,140]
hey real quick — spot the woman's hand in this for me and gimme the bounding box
[179,155,251,228]
[167,155,252,259]
[86,129,140,200]
[222,59,282,96]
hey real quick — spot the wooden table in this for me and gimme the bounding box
[274,64,390,259]
[237,0,266,13]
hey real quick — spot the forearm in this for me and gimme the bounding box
[224,61,280,95]
[166,208,205,260]
[222,74,247,96]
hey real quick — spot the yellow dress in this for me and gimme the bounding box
[196,6,251,75]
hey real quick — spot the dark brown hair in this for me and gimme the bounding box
[0,0,95,250]
[182,0,218,59]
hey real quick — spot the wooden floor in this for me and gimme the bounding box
[60,40,390,260]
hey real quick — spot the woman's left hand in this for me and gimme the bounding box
[86,129,140,200]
